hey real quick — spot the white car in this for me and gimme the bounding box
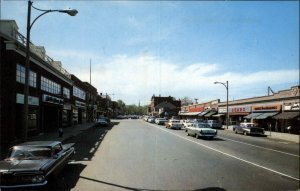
[186,123,217,140]
[155,118,168,125]
[165,119,182,130]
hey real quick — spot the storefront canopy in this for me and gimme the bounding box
[212,114,224,117]
[255,112,279,119]
[179,112,201,116]
[204,111,217,117]
[198,110,210,116]
[273,111,300,120]
[244,113,264,119]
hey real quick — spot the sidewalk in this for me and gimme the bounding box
[225,125,299,143]
[28,122,96,143]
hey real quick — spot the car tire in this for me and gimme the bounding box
[244,131,247,136]
[187,132,190,136]
[235,130,238,134]
[196,134,199,139]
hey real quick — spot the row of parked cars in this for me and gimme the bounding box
[143,116,219,140]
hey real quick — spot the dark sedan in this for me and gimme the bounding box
[234,122,265,136]
[0,141,75,189]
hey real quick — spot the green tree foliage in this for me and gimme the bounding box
[116,99,148,115]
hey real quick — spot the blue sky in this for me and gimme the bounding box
[1,1,299,105]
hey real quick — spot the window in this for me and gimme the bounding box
[63,87,70,99]
[41,76,61,95]
[16,64,36,87]
[73,86,86,100]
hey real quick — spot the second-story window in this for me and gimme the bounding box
[41,76,61,95]
[16,64,37,88]
[63,87,70,99]
[73,86,86,100]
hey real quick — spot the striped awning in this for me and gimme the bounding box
[204,111,217,117]
[255,112,278,119]
[198,110,210,116]
[244,113,264,119]
[179,112,201,116]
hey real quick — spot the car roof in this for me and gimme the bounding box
[18,141,61,147]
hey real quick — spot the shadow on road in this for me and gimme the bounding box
[63,121,119,161]
[79,176,226,191]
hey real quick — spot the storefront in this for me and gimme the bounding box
[62,103,72,127]
[41,94,64,132]
[229,106,251,125]
[15,93,40,137]
[75,100,86,124]
[273,102,300,134]
[244,104,281,129]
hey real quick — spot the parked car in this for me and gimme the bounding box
[165,119,182,130]
[0,141,75,189]
[147,117,156,123]
[182,119,195,130]
[98,116,111,123]
[234,122,265,136]
[155,118,168,125]
[95,118,109,127]
[206,120,223,129]
[186,123,217,139]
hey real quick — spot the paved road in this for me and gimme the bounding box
[54,119,299,191]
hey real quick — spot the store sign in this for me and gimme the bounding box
[252,105,281,112]
[75,100,86,108]
[218,108,227,113]
[63,104,72,110]
[229,106,251,113]
[283,102,299,111]
[43,94,63,105]
[189,106,204,112]
[16,93,39,106]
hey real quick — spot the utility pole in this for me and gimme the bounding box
[90,59,91,84]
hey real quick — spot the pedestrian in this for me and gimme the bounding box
[58,127,63,138]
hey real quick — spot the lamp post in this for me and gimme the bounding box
[23,0,77,140]
[214,81,229,129]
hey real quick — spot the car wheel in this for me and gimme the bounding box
[196,134,199,139]
[235,130,238,134]
[244,131,247,136]
[185,129,187,132]
[187,132,190,136]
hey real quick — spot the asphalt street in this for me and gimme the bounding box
[53,119,299,191]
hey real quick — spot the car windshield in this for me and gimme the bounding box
[8,146,51,159]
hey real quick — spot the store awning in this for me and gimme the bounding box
[244,113,264,119]
[198,110,210,116]
[273,111,300,119]
[212,114,224,117]
[255,112,279,119]
[179,112,201,116]
[204,111,217,117]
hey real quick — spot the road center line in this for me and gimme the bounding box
[149,123,300,181]
[217,136,300,158]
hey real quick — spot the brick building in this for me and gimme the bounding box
[148,95,181,117]
[0,20,114,152]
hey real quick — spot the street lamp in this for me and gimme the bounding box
[23,0,77,140]
[214,81,229,129]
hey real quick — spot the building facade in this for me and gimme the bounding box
[148,95,181,117]
[0,20,115,151]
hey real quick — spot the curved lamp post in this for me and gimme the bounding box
[214,81,229,129]
[23,0,78,140]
